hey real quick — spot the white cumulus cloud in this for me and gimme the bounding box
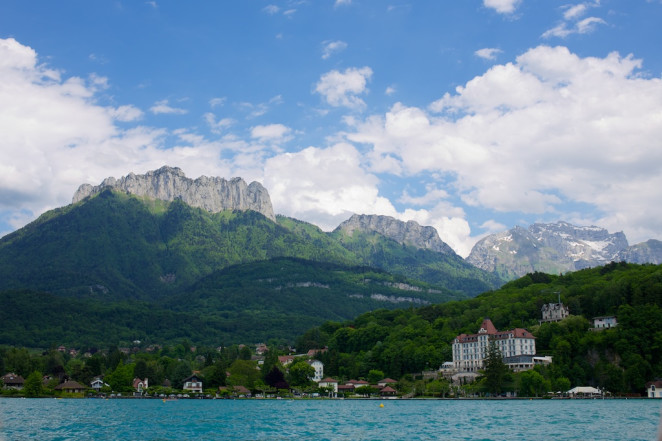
[150,99,188,115]
[109,105,144,122]
[346,45,662,249]
[250,124,292,143]
[263,143,394,231]
[483,0,521,14]
[475,48,503,61]
[0,37,239,233]
[315,67,373,110]
[321,40,348,60]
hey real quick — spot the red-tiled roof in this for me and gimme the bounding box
[455,320,535,342]
[320,377,338,383]
[479,318,498,334]
[132,377,147,389]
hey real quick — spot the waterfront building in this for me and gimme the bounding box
[182,374,203,393]
[318,378,339,397]
[1,373,24,390]
[646,380,662,398]
[452,318,536,373]
[307,360,324,383]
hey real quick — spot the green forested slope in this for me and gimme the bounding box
[299,262,662,393]
[0,190,502,348]
[0,190,498,301]
[0,258,464,348]
[0,190,355,300]
[329,227,503,296]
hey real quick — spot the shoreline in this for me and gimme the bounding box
[0,395,652,401]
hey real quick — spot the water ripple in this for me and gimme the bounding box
[0,398,660,440]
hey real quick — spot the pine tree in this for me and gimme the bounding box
[483,341,508,396]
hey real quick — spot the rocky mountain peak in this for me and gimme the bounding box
[72,166,276,221]
[335,214,456,255]
[466,221,641,280]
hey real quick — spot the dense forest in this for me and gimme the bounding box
[295,262,662,394]
[0,258,465,348]
[2,262,660,398]
[0,190,504,349]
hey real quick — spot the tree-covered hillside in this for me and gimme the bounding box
[329,226,503,296]
[0,189,503,348]
[297,262,662,394]
[0,190,499,301]
[0,258,465,348]
[0,190,361,300]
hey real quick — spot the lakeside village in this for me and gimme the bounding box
[2,302,659,400]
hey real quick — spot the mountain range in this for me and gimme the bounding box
[467,221,662,280]
[1,166,660,347]
[0,167,498,347]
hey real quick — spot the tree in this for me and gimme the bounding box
[482,341,508,396]
[134,359,149,381]
[105,361,134,392]
[170,362,192,390]
[426,379,450,397]
[227,360,261,388]
[253,379,267,397]
[239,345,252,361]
[4,347,33,377]
[518,370,550,397]
[265,366,288,389]
[23,371,44,397]
[261,349,279,381]
[107,346,124,371]
[367,369,385,385]
[204,360,227,388]
[287,361,315,388]
[44,350,66,378]
[552,376,571,393]
[355,385,377,397]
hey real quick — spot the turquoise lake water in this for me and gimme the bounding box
[0,398,660,440]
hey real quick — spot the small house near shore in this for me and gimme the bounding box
[55,380,87,394]
[646,380,662,398]
[1,373,24,390]
[182,374,203,393]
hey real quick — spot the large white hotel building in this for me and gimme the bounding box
[452,318,536,372]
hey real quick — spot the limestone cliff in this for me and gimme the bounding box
[72,166,276,221]
[335,214,457,255]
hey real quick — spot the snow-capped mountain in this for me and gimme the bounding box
[467,221,660,280]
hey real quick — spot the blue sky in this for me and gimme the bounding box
[1,0,661,256]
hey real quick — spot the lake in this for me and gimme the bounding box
[0,398,660,440]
